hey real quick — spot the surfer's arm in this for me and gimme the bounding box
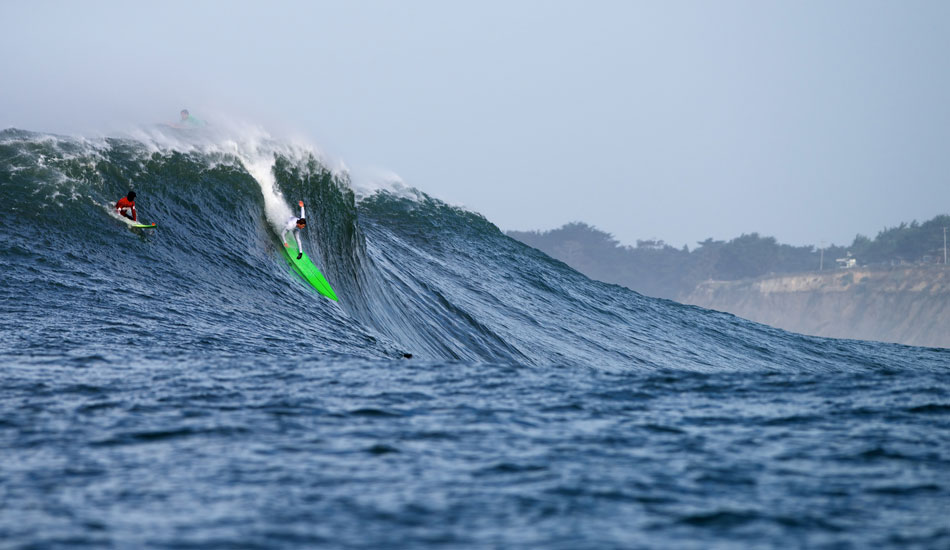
[299,200,305,219]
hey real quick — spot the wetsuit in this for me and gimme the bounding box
[181,115,206,128]
[115,197,136,221]
[281,202,306,256]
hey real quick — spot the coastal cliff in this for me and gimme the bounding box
[682,266,950,349]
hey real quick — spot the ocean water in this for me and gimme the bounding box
[1,128,948,549]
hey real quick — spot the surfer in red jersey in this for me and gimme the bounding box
[115,191,137,221]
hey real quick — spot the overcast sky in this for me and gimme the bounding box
[3,0,949,248]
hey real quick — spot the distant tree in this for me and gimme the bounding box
[848,215,950,265]
[507,213,950,300]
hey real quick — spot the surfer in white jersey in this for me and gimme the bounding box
[281,200,307,260]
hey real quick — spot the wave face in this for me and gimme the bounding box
[2,128,949,549]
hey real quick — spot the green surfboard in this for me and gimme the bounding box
[283,237,338,301]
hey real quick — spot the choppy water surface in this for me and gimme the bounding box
[1,129,948,548]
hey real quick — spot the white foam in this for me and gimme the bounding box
[11,119,470,226]
[119,118,351,232]
[350,166,472,214]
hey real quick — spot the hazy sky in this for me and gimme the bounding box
[3,0,949,248]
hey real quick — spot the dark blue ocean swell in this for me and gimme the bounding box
[1,128,949,548]
[2,356,948,549]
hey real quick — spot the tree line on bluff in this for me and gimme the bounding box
[507,214,950,300]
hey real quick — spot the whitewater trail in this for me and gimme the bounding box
[236,150,293,230]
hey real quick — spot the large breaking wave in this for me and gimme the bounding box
[1,127,946,373]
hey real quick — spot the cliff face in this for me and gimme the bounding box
[682,266,950,349]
